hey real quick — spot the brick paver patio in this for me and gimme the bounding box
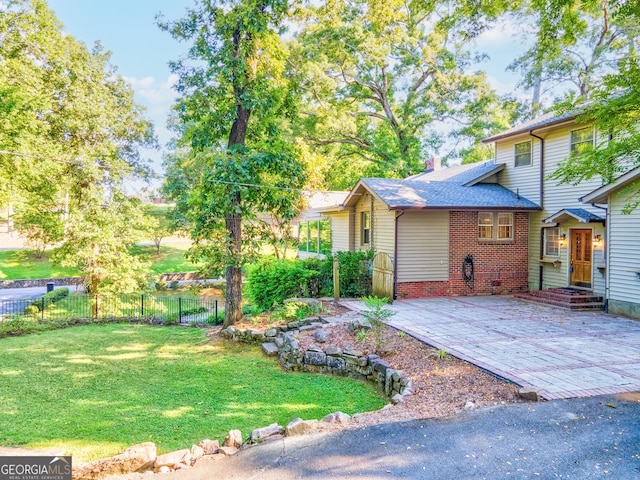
[341,296,640,400]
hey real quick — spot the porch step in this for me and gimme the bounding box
[514,288,604,311]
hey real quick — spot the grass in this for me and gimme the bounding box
[0,244,200,280]
[0,324,385,462]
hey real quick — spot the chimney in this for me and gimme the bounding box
[425,156,441,173]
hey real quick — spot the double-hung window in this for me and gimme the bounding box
[514,141,532,167]
[361,211,371,245]
[570,127,594,154]
[479,212,513,241]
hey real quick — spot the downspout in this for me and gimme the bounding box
[530,130,545,291]
[393,211,405,300]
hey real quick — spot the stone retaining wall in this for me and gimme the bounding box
[220,320,412,404]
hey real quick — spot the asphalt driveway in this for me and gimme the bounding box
[342,296,640,400]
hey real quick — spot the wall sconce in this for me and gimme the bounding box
[592,234,602,247]
[559,233,567,247]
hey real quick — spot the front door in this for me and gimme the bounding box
[570,229,592,288]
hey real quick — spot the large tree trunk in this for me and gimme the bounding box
[223,100,251,327]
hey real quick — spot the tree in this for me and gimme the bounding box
[143,205,176,255]
[292,0,519,188]
[160,0,307,327]
[553,3,640,211]
[508,0,639,113]
[0,0,156,292]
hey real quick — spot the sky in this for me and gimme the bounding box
[46,1,527,189]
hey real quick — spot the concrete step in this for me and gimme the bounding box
[514,292,604,311]
[526,289,603,304]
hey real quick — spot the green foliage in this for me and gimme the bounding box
[23,305,40,316]
[0,325,385,462]
[437,349,447,359]
[361,296,396,354]
[31,287,69,310]
[293,0,518,187]
[543,5,640,209]
[269,301,321,323]
[332,250,374,298]
[246,257,320,311]
[155,280,168,292]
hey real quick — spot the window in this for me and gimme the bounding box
[497,213,513,240]
[361,211,371,245]
[544,227,560,257]
[478,212,513,241]
[478,212,493,239]
[570,127,594,154]
[514,141,532,167]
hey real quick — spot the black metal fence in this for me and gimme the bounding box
[0,294,220,325]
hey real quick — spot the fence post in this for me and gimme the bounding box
[41,298,44,322]
[178,297,182,323]
[141,294,145,318]
[215,299,218,325]
[333,257,339,302]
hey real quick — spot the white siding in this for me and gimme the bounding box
[396,211,449,282]
[608,190,640,304]
[327,211,352,254]
[495,122,606,293]
[353,193,395,259]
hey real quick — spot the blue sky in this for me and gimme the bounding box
[47,1,527,187]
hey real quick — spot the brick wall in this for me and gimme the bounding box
[396,211,529,298]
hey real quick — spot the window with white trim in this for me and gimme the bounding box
[478,212,513,240]
[514,140,532,167]
[544,227,560,257]
[570,127,594,154]
[361,211,371,245]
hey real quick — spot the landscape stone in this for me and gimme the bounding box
[464,401,476,410]
[223,429,243,448]
[250,423,285,444]
[73,442,156,480]
[261,342,279,357]
[285,418,319,436]
[344,347,363,357]
[198,439,220,455]
[313,329,332,343]
[154,449,191,471]
[190,444,204,463]
[321,411,351,425]
[265,328,277,337]
[218,446,239,456]
[519,387,540,402]
[391,393,404,404]
[304,350,327,366]
[326,355,346,369]
[325,345,343,356]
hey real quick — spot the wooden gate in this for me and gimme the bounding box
[372,252,394,302]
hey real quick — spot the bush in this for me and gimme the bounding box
[169,280,180,289]
[31,287,69,310]
[246,257,320,311]
[332,250,374,298]
[360,296,396,354]
[155,280,167,291]
[23,305,40,315]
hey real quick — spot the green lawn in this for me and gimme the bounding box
[0,244,199,280]
[0,325,385,462]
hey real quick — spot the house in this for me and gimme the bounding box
[324,107,640,316]
[580,167,640,317]
[296,190,349,259]
[322,158,540,299]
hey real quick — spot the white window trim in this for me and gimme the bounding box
[570,126,595,154]
[514,140,532,167]
[544,227,560,257]
[478,212,514,241]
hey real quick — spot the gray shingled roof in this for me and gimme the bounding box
[362,178,540,210]
[482,105,591,143]
[408,159,502,185]
[543,208,605,224]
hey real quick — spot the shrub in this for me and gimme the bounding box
[169,280,180,289]
[155,280,167,291]
[332,250,374,298]
[361,296,396,354]
[269,301,320,323]
[246,257,320,311]
[31,287,69,310]
[23,305,40,315]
